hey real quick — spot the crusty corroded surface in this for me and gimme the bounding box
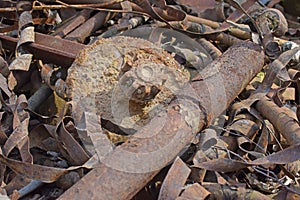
[65,36,190,130]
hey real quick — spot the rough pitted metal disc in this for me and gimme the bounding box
[65,36,190,131]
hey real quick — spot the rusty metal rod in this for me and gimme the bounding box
[65,11,109,43]
[0,32,85,67]
[58,41,264,200]
[56,0,121,4]
[53,9,93,38]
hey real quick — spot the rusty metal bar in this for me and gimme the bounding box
[56,0,116,4]
[53,9,93,38]
[65,11,109,43]
[58,41,264,200]
[0,32,85,67]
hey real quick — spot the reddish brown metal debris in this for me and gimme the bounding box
[255,98,300,145]
[58,40,264,200]
[0,32,85,67]
[1,1,299,199]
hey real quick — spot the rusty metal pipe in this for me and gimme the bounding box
[58,41,264,200]
[255,98,300,145]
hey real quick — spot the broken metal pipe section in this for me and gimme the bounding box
[58,41,264,200]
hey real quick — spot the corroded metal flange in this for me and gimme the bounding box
[65,36,190,130]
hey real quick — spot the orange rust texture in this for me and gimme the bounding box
[255,98,300,145]
[190,41,265,121]
[58,41,264,200]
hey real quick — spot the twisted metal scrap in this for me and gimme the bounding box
[60,37,264,199]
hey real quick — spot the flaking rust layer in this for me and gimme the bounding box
[65,36,190,130]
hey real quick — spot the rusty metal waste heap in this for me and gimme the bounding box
[0,0,300,199]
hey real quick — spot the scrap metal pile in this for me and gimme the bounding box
[0,0,300,199]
